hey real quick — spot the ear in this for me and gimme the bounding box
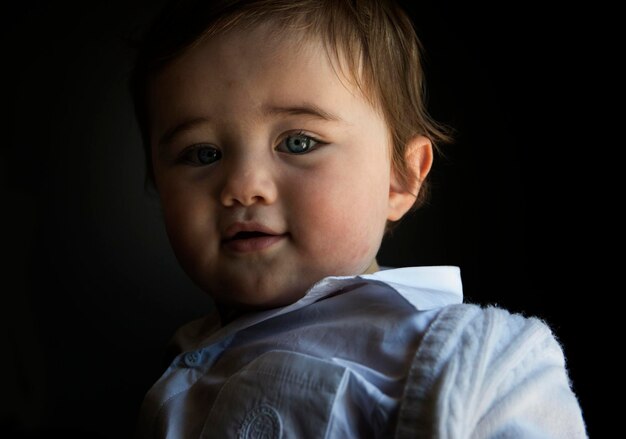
[387,135,433,221]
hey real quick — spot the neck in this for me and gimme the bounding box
[363,259,380,274]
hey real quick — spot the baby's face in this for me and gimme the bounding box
[149,24,402,309]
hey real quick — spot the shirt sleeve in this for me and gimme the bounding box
[394,304,588,439]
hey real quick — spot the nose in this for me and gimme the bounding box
[220,155,278,207]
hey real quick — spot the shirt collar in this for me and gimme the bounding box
[181,266,463,352]
[358,265,463,311]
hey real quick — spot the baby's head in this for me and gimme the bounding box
[131,0,450,310]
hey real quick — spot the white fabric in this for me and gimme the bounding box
[395,304,588,438]
[135,266,587,438]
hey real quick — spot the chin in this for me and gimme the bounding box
[211,285,304,311]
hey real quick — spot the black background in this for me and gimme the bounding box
[2,1,600,437]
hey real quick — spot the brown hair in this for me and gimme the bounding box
[130,0,451,210]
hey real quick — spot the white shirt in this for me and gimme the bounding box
[136,266,463,438]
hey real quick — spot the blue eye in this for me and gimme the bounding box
[181,145,221,166]
[278,133,320,154]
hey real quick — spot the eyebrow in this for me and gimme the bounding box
[261,103,343,123]
[158,104,342,147]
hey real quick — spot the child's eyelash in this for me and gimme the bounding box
[293,130,327,145]
[291,130,319,140]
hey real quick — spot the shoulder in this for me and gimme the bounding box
[424,303,562,363]
[410,303,567,398]
[395,304,588,438]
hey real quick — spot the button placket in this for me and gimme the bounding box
[180,335,234,369]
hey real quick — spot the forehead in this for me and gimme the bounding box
[148,22,378,133]
[197,19,363,88]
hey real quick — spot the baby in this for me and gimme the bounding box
[131,0,587,437]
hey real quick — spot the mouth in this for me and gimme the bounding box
[229,231,274,240]
[222,224,288,253]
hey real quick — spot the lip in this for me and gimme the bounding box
[222,222,288,253]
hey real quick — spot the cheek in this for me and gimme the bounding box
[291,164,388,268]
[159,183,215,265]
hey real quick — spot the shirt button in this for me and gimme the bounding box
[183,351,202,367]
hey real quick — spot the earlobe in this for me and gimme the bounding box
[387,135,433,221]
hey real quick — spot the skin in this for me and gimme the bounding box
[148,23,433,310]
